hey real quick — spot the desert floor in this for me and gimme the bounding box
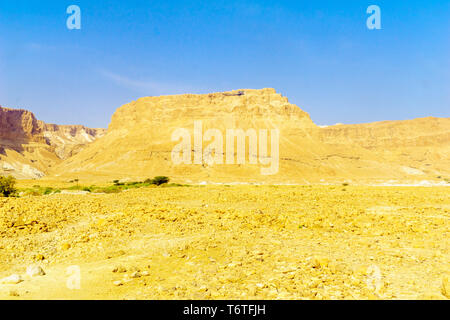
[0,184,448,299]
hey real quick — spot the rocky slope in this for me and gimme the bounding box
[50,89,450,184]
[319,117,450,183]
[1,185,448,299]
[0,106,105,179]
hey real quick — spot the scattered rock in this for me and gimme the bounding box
[0,183,448,300]
[26,265,46,277]
[128,266,141,273]
[33,254,45,261]
[1,274,23,284]
[9,290,19,297]
[112,266,127,273]
[312,257,330,269]
[60,243,71,251]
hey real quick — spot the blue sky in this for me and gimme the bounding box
[0,0,449,128]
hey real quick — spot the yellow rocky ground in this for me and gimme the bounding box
[0,185,448,300]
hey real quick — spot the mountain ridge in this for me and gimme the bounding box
[45,89,449,184]
[0,106,106,178]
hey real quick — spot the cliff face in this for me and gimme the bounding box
[319,117,450,149]
[0,106,105,178]
[40,124,106,160]
[51,89,450,184]
[317,117,450,183]
[109,88,316,131]
[0,107,44,142]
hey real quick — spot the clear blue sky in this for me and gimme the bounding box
[0,0,448,128]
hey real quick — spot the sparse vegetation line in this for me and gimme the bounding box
[14,176,183,197]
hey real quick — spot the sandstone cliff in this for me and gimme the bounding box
[319,117,450,182]
[0,106,105,178]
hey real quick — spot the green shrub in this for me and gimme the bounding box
[43,187,54,195]
[113,180,124,186]
[68,185,83,191]
[0,176,17,197]
[164,183,184,187]
[24,190,42,197]
[149,176,170,186]
[102,185,121,193]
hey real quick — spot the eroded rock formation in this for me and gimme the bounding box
[0,106,105,178]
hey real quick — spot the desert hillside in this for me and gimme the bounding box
[49,89,449,184]
[0,106,105,179]
[319,117,450,183]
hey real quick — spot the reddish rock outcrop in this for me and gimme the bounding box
[0,106,105,178]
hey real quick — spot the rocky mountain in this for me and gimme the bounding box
[49,89,450,184]
[319,117,450,182]
[0,106,106,178]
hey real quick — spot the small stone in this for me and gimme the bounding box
[441,276,450,299]
[116,250,126,257]
[112,266,127,273]
[9,290,20,297]
[355,266,368,276]
[96,218,107,227]
[130,271,141,279]
[367,292,379,300]
[26,265,46,277]
[312,257,330,269]
[1,274,23,284]
[60,243,71,251]
[34,254,45,261]
[141,271,150,277]
[122,274,133,283]
[128,266,141,273]
[113,280,123,286]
